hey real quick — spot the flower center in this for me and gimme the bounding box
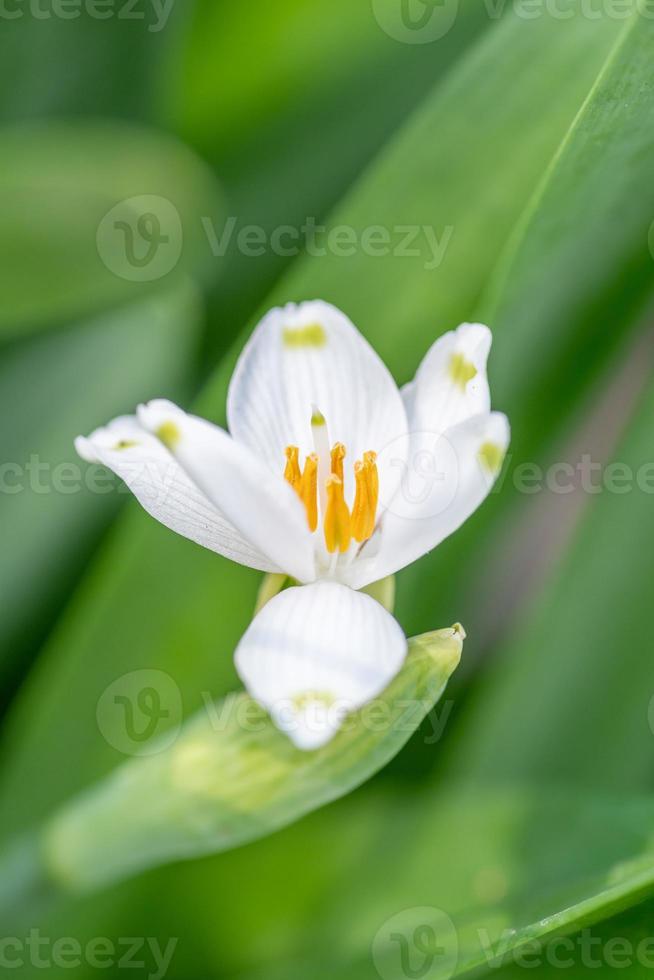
[284,443,379,553]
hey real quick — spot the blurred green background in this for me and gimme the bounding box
[2,0,654,976]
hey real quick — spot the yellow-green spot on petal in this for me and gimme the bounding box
[478,441,505,475]
[114,439,138,450]
[291,691,335,711]
[156,421,181,450]
[449,352,477,391]
[311,410,326,427]
[283,323,327,348]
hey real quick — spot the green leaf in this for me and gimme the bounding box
[36,628,462,893]
[0,121,221,339]
[489,898,654,978]
[443,368,654,792]
[249,0,624,381]
[227,791,654,980]
[397,0,654,639]
[0,283,202,685]
[428,7,654,786]
[0,3,185,121]
[167,0,496,354]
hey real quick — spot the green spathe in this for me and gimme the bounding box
[41,626,463,893]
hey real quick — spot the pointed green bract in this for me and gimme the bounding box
[39,628,462,892]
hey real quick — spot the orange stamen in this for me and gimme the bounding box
[330,442,346,481]
[283,443,377,548]
[364,450,379,522]
[299,453,318,532]
[352,462,370,542]
[352,452,379,542]
[284,445,301,491]
[324,475,351,553]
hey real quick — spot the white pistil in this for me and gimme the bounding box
[311,405,331,519]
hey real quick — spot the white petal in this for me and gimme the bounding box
[75,416,278,572]
[404,323,492,434]
[137,400,316,584]
[227,301,408,500]
[347,412,510,589]
[235,582,407,750]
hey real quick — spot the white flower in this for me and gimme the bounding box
[76,301,509,749]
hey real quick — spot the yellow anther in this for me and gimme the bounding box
[300,453,318,532]
[352,452,379,543]
[324,475,351,554]
[282,442,377,548]
[284,447,317,531]
[284,445,301,490]
[351,462,370,543]
[330,442,346,482]
[363,451,379,511]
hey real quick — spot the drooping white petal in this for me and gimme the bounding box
[347,412,510,590]
[75,417,278,572]
[403,323,492,434]
[227,301,408,500]
[137,400,316,584]
[235,582,407,750]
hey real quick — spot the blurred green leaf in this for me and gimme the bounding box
[442,359,654,792]
[0,121,221,339]
[491,898,654,979]
[229,791,654,980]
[397,0,654,639]
[165,0,497,355]
[37,628,462,893]
[0,283,202,690]
[257,0,624,383]
[7,791,654,979]
[0,3,190,123]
